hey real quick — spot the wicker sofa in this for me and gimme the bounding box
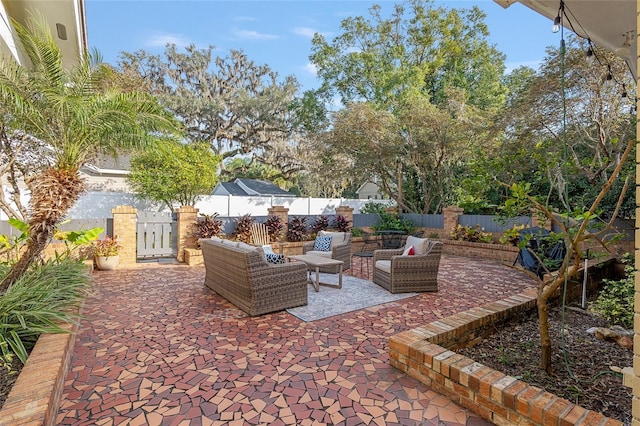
[201,238,308,316]
[372,237,443,293]
[302,231,352,272]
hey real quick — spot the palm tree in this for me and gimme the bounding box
[0,13,179,291]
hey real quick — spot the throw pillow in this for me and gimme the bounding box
[402,245,415,256]
[313,235,332,251]
[265,253,285,264]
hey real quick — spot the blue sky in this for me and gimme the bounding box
[85,0,561,92]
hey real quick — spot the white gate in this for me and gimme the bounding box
[136,211,177,258]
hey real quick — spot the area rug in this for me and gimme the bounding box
[286,273,418,322]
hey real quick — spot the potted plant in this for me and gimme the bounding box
[93,235,122,270]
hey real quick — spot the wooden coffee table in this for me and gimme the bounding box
[287,254,343,292]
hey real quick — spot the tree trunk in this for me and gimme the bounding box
[0,167,85,293]
[0,226,51,292]
[537,291,553,374]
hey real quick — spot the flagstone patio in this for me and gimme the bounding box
[53,255,536,425]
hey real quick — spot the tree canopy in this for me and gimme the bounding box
[305,0,506,211]
[118,45,305,181]
[309,0,506,109]
[128,141,221,211]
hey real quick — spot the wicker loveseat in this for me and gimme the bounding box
[372,236,443,293]
[302,231,352,272]
[201,238,308,316]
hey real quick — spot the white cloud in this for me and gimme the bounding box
[293,26,333,39]
[232,29,278,40]
[303,63,317,75]
[292,27,317,38]
[145,31,191,48]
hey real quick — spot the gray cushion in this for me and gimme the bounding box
[319,230,347,248]
[375,260,391,273]
[305,250,332,258]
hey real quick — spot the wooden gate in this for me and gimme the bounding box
[136,211,177,259]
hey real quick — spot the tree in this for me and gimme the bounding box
[0,13,178,291]
[306,0,506,209]
[309,0,505,109]
[496,37,635,373]
[496,37,635,215]
[128,141,221,211]
[320,90,492,213]
[118,45,305,181]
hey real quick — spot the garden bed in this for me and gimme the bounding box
[456,302,632,424]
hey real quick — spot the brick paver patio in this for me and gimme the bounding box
[56,255,536,425]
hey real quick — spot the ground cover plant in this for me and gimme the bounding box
[0,257,92,408]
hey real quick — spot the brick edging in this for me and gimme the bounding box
[0,322,78,426]
[388,289,623,426]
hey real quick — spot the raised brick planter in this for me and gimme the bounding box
[0,323,77,426]
[389,285,623,426]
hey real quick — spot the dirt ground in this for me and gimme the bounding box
[457,302,633,425]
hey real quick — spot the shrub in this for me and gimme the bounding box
[450,224,493,243]
[193,213,223,240]
[590,253,634,329]
[0,258,91,364]
[499,224,525,246]
[351,228,363,237]
[360,201,389,215]
[93,235,122,257]
[312,215,329,234]
[334,215,351,233]
[232,214,254,243]
[265,215,283,242]
[371,210,414,234]
[287,216,308,242]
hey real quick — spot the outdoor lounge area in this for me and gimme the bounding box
[10,254,535,425]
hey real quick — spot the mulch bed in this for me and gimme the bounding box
[0,357,23,408]
[456,302,633,425]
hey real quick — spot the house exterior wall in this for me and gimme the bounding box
[356,181,384,199]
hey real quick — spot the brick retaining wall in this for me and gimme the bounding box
[389,258,622,426]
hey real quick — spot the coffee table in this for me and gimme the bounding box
[287,254,343,292]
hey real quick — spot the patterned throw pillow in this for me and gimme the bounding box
[313,236,332,251]
[265,253,285,264]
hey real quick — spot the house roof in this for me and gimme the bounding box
[212,178,295,197]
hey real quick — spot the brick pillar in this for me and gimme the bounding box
[268,206,288,242]
[335,205,354,230]
[442,206,463,238]
[112,205,137,266]
[177,206,199,262]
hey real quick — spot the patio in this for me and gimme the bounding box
[55,255,536,425]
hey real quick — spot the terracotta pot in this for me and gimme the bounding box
[95,255,119,271]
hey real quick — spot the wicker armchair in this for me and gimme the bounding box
[372,237,442,293]
[302,230,352,272]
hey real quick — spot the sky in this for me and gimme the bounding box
[85,0,563,92]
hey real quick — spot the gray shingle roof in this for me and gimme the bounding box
[212,179,294,197]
